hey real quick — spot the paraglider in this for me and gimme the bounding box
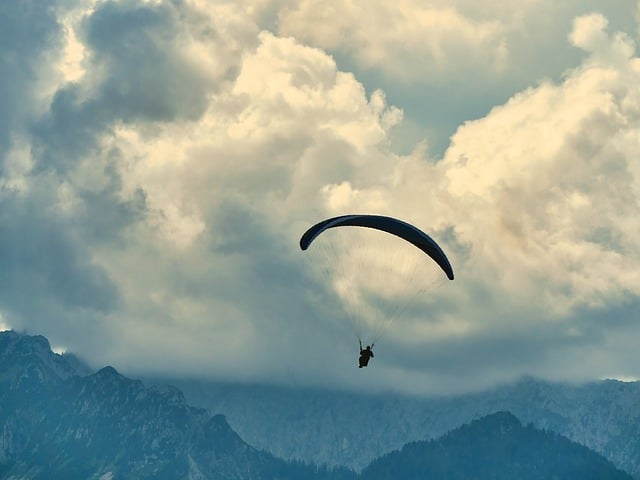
[300,214,454,367]
[358,340,374,368]
[300,214,454,280]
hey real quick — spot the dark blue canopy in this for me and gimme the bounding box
[300,214,454,280]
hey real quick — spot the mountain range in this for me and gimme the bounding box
[363,411,632,480]
[160,374,640,477]
[0,331,350,479]
[0,330,634,479]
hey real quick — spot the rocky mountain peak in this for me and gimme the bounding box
[0,330,85,387]
[0,331,350,479]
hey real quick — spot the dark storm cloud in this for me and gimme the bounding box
[81,0,212,122]
[0,0,64,165]
[0,190,121,318]
[201,199,346,347]
[206,200,319,310]
[380,291,640,390]
[0,1,122,319]
[0,1,121,340]
[32,0,217,174]
[388,320,565,377]
[0,0,231,323]
[0,0,211,332]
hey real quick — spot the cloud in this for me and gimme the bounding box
[357,12,640,391]
[100,30,403,371]
[4,0,381,394]
[31,0,241,174]
[274,0,639,157]
[278,0,508,82]
[442,14,639,314]
[0,0,67,167]
[569,13,636,66]
[1,1,640,395]
[0,184,122,351]
[277,0,638,85]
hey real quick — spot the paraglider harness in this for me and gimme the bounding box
[358,339,374,368]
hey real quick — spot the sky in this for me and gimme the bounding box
[1,0,640,396]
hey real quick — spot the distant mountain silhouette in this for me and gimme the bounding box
[362,411,633,480]
[0,331,352,479]
[163,374,640,476]
[0,330,635,480]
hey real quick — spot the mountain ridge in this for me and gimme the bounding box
[0,330,352,479]
[155,372,640,477]
[362,411,633,480]
[0,330,635,480]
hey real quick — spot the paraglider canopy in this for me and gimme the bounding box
[300,214,454,280]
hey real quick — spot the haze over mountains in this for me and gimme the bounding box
[160,374,640,477]
[0,330,636,479]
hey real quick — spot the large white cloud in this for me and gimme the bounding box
[278,0,508,83]
[55,21,407,388]
[443,13,640,313]
[277,0,638,85]
[275,0,640,158]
